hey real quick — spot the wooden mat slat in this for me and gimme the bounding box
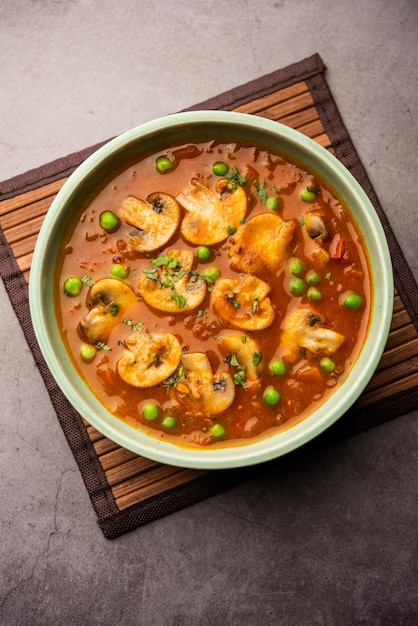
[111,465,192,500]
[5,214,46,245]
[106,457,160,487]
[390,308,412,331]
[2,70,418,524]
[385,322,417,350]
[99,446,142,471]
[357,371,418,407]
[0,196,53,231]
[0,178,66,216]
[115,468,205,510]
[234,81,309,115]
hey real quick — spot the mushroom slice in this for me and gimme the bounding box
[176,178,247,245]
[228,213,295,274]
[280,307,345,362]
[304,210,328,241]
[120,193,181,252]
[80,278,137,344]
[138,249,207,313]
[117,331,181,388]
[176,352,235,415]
[218,333,263,381]
[212,275,275,331]
[303,210,331,265]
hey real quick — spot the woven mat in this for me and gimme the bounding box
[1,54,418,539]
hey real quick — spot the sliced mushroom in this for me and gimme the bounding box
[303,210,331,265]
[117,330,181,388]
[80,278,137,344]
[280,306,345,362]
[212,275,275,331]
[176,178,247,245]
[228,213,295,274]
[138,249,207,313]
[119,193,181,252]
[218,333,263,381]
[304,210,328,241]
[176,352,235,414]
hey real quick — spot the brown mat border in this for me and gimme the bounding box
[1,54,418,538]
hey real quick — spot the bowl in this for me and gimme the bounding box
[29,111,393,469]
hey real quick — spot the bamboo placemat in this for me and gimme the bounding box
[1,54,418,538]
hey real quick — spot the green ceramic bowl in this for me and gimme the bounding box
[29,111,393,469]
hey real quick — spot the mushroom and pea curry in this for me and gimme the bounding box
[57,140,371,447]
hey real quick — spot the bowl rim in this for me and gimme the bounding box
[29,110,394,469]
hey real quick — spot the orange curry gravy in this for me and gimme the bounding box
[56,140,371,447]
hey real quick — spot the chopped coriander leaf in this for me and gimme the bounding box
[95,341,111,351]
[143,268,159,281]
[122,318,143,331]
[252,352,262,366]
[233,371,247,388]
[240,335,247,343]
[171,290,187,308]
[227,167,247,190]
[227,225,237,236]
[81,275,96,287]
[110,303,119,316]
[197,309,206,317]
[163,365,185,387]
[256,181,268,205]
[152,255,181,270]
[226,354,241,368]
[252,296,259,313]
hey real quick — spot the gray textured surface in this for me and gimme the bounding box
[1,1,417,624]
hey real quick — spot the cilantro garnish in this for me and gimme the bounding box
[95,340,111,351]
[123,318,143,331]
[227,167,247,191]
[256,181,268,205]
[252,352,262,366]
[81,275,95,287]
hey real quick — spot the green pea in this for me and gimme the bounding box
[266,196,281,211]
[210,423,225,438]
[212,161,229,176]
[343,292,363,310]
[155,155,174,174]
[196,246,211,262]
[320,357,335,372]
[162,416,177,429]
[269,360,287,376]
[110,264,129,279]
[307,287,323,302]
[306,270,321,285]
[99,210,120,233]
[300,188,316,202]
[142,404,160,421]
[263,387,281,406]
[80,344,97,363]
[289,257,305,276]
[64,277,83,297]
[290,277,307,296]
[203,267,221,283]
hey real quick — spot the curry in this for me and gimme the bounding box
[56,140,371,447]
